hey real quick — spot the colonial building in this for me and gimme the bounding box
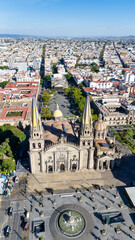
[92,98,135,126]
[29,96,121,174]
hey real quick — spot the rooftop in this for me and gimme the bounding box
[44,120,76,145]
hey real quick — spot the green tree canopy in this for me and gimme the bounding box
[45,75,51,81]
[1,158,16,172]
[41,107,52,119]
[42,90,51,106]
[0,81,9,89]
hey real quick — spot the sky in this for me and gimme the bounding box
[0,0,135,37]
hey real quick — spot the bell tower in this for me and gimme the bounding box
[80,95,94,169]
[29,98,44,173]
[80,95,93,146]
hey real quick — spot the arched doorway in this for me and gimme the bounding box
[72,164,77,171]
[60,164,65,172]
[48,165,53,173]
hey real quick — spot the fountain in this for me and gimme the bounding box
[58,210,85,237]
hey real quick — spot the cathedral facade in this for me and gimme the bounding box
[29,96,121,174]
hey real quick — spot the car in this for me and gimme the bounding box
[8,207,13,216]
[24,222,29,231]
[4,226,11,237]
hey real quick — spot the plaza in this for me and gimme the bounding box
[26,186,135,240]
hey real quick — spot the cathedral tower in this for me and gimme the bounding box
[29,98,44,173]
[80,95,94,169]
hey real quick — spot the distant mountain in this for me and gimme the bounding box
[0,34,40,38]
[0,33,135,39]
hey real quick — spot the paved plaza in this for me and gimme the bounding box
[23,187,135,240]
[49,92,74,117]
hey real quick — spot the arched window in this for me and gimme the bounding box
[38,143,41,148]
[98,133,100,138]
[72,164,77,171]
[60,164,65,172]
[48,165,53,173]
[33,143,35,148]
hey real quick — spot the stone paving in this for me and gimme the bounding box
[27,187,135,240]
[49,92,73,117]
[27,169,125,194]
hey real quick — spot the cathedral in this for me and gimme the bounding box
[29,96,121,174]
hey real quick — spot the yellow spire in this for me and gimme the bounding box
[82,95,92,128]
[31,97,42,131]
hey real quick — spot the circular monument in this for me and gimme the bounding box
[49,204,94,240]
[58,210,85,237]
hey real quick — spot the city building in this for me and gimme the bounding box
[92,98,135,126]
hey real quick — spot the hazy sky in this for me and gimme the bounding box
[0,0,135,37]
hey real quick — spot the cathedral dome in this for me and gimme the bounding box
[53,109,63,118]
[94,113,106,131]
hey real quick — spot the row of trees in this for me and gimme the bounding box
[0,66,8,70]
[0,124,26,172]
[111,128,135,153]
[64,87,98,121]
[99,43,106,62]
[41,89,55,119]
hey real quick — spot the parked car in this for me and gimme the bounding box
[8,207,13,216]
[24,223,29,231]
[4,226,11,237]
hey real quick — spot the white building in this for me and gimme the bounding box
[90,80,113,89]
[124,72,135,84]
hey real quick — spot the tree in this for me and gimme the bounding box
[0,81,9,89]
[40,77,43,85]
[65,74,72,81]
[52,64,57,74]
[0,66,8,70]
[0,124,26,142]
[0,139,13,158]
[41,107,51,119]
[41,90,51,106]
[64,88,70,96]
[45,75,51,81]
[1,158,16,172]
[0,124,26,161]
[91,65,99,73]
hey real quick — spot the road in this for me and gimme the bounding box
[0,163,29,240]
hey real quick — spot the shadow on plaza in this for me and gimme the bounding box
[111,154,135,186]
[13,230,23,240]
